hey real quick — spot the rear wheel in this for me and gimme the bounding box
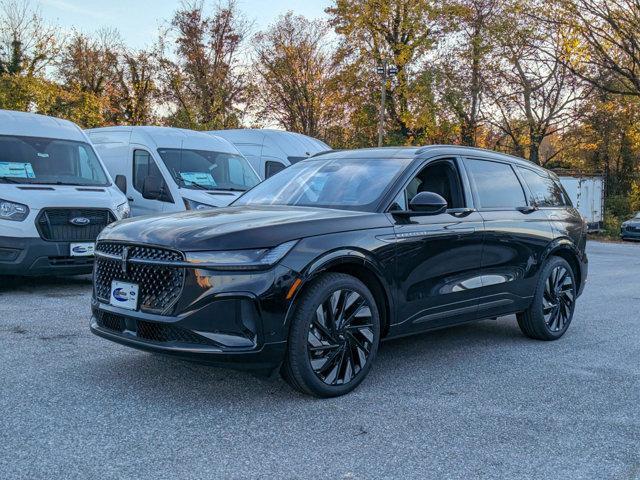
[281,273,381,397]
[517,256,576,340]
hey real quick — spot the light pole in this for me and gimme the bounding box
[376,61,397,147]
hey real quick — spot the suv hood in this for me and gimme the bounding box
[99,205,390,251]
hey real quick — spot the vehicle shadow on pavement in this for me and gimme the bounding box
[82,316,531,403]
[0,275,92,292]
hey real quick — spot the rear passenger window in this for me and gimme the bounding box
[465,158,526,209]
[518,167,566,207]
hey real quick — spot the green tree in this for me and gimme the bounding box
[326,0,441,144]
[0,0,60,76]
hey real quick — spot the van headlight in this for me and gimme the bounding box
[185,240,298,270]
[0,199,29,221]
[115,201,131,219]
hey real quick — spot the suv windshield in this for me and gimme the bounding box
[157,148,260,191]
[0,135,109,186]
[234,157,411,211]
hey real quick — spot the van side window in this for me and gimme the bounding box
[517,167,566,207]
[465,158,526,209]
[265,160,286,178]
[133,150,162,193]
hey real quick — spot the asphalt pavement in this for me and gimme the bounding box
[1,241,639,479]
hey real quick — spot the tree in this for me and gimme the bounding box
[253,13,336,138]
[326,0,440,143]
[554,0,640,96]
[438,0,499,146]
[486,1,587,165]
[58,30,120,96]
[157,0,249,130]
[110,51,157,125]
[0,0,60,76]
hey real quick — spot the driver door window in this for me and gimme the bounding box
[392,158,465,211]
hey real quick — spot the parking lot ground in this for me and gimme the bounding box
[1,241,639,480]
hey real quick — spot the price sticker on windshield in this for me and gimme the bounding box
[0,162,35,178]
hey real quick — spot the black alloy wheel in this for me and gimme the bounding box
[542,265,575,332]
[282,273,381,397]
[517,256,577,340]
[307,288,375,385]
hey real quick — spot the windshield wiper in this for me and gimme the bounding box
[29,181,92,186]
[209,187,247,192]
[0,176,25,184]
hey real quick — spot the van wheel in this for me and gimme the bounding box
[517,256,576,340]
[281,273,380,397]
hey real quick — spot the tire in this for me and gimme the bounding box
[281,273,381,397]
[517,256,577,341]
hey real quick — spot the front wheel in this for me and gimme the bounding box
[281,273,381,397]
[517,256,577,340]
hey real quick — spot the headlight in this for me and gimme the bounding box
[183,198,216,211]
[185,240,298,270]
[116,201,130,219]
[0,199,29,221]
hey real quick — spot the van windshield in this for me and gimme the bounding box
[157,148,260,191]
[0,135,109,186]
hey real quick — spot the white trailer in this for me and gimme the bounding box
[558,175,605,231]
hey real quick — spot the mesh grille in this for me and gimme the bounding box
[97,311,126,332]
[95,311,212,346]
[37,208,115,241]
[94,242,185,314]
[136,320,212,345]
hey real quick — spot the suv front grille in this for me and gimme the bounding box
[95,311,213,346]
[94,242,185,314]
[37,208,115,241]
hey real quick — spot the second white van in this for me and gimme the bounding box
[87,126,261,216]
[208,129,331,179]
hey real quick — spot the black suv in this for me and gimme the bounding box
[90,146,588,397]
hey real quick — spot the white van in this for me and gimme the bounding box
[87,127,261,216]
[208,129,331,179]
[0,109,129,276]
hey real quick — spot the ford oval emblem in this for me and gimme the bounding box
[70,217,90,226]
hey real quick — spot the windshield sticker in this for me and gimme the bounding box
[180,172,216,187]
[0,162,36,178]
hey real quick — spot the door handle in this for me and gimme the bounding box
[448,208,475,217]
[127,196,134,202]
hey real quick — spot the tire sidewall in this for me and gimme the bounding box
[288,274,381,397]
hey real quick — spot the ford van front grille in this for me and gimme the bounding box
[93,242,185,314]
[36,208,115,242]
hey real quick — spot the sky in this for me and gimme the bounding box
[38,0,333,49]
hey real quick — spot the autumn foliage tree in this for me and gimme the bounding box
[253,13,337,138]
[157,0,249,130]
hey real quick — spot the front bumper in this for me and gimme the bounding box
[90,263,298,371]
[621,228,640,241]
[0,236,94,276]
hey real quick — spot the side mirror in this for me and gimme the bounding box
[142,176,164,200]
[114,175,127,194]
[409,191,448,215]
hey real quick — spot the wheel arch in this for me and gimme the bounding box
[285,249,394,338]
[542,238,582,287]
